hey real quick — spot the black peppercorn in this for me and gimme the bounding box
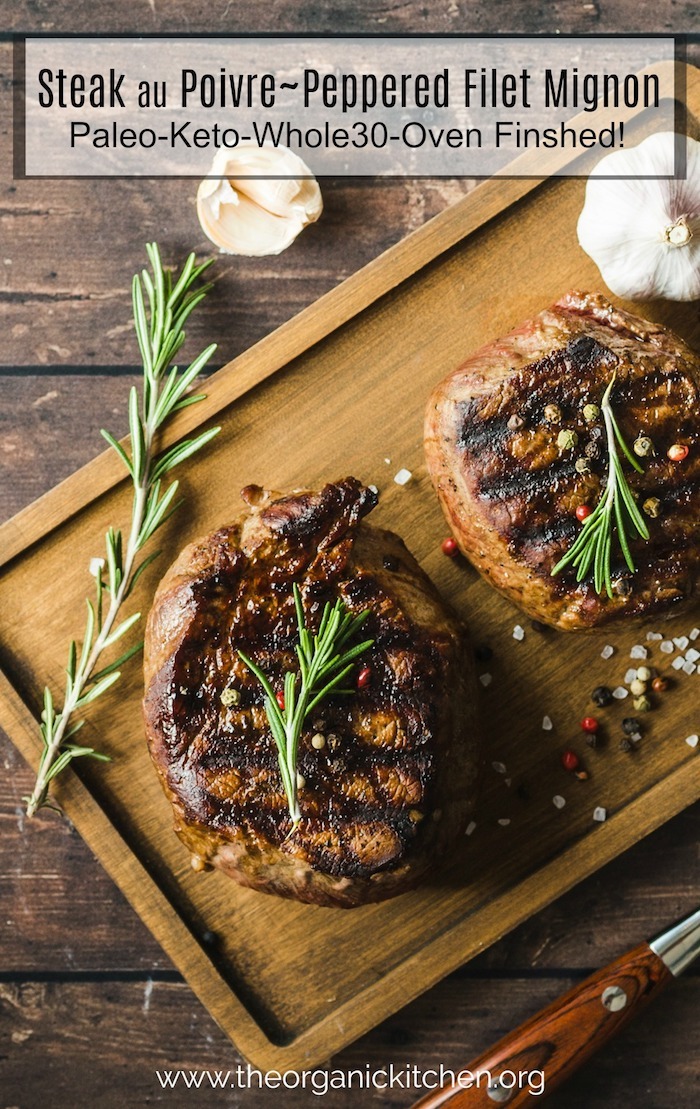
[201,930,218,947]
[383,554,399,572]
[586,733,599,749]
[591,685,613,707]
[584,440,602,460]
[475,643,493,663]
[622,717,641,735]
[588,425,604,441]
[619,738,634,753]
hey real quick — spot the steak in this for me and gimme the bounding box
[425,292,700,630]
[143,477,479,908]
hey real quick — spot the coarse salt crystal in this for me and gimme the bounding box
[542,715,553,731]
[624,668,638,685]
[89,557,105,577]
[672,656,686,671]
[492,761,507,774]
[630,732,642,743]
[552,795,566,809]
[685,734,699,748]
[513,624,525,641]
[612,686,629,699]
[593,806,607,822]
[384,457,391,464]
[674,636,689,650]
[689,628,700,641]
[497,818,511,827]
[601,645,614,659]
[685,648,700,663]
[660,641,674,654]
[393,468,412,486]
[646,631,663,641]
[630,645,648,660]
[465,820,477,836]
[479,673,492,688]
[683,661,697,675]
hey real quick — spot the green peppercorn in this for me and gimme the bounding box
[643,497,662,518]
[575,457,590,473]
[633,694,652,713]
[557,429,578,451]
[633,435,654,458]
[583,403,600,422]
[220,687,241,707]
[544,403,562,423]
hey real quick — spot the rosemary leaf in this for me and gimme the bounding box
[25,244,219,818]
[551,373,650,598]
[238,584,374,829]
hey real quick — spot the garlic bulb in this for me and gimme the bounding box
[197,145,322,256]
[577,132,700,302]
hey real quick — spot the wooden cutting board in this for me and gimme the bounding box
[1,62,699,1071]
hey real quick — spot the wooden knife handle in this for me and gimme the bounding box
[411,943,672,1108]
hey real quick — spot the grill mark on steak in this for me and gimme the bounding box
[143,477,478,903]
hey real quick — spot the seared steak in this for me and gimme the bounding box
[425,292,700,630]
[143,477,479,908]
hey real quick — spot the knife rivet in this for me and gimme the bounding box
[601,985,628,1011]
[487,1078,514,1103]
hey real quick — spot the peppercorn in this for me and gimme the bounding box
[576,504,593,522]
[357,666,372,690]
[475,643,493,662]
[667,443,689,462]
[612,578,633,597]
[311,733,326,750]
[588,425,604,441]
[583,403,600,422]
[633,694,652,712]
[580,716,599,733]
[561,749,580,771]
[586,733,599,749]
[544,403,562,423]
[592,685,613,707]
[622,718,641,735]
[220,687,241,707]
[652,676,669,693]
[557,429,578,450]
[629,678,647,696]
[643,497,662,519]
[441,537,459,558]
[275,691,285,710]
[584,440,602,460]
[619,737,634,753]
[507,413,525,430]
[633,435,654,458]
[574,457,590,474]
[637,666,652,682]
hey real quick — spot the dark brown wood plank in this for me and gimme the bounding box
[4,0,693,35]
[1,976,698,1106]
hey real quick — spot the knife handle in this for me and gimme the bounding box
[411,943,672,1108]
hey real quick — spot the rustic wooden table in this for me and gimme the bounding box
[1,5,698,1106]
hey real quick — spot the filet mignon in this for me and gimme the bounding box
[143,477,479,908]
[425,292,700,631]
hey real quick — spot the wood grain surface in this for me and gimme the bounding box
[2,4,699,1107]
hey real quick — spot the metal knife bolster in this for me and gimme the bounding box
[650,907,700,977]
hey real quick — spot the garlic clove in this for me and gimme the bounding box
[577,132,700,302]
[197,144,322,257]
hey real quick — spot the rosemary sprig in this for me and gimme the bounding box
[25,243,220,817]
[551,373,650,598]
[238,585,374,828]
